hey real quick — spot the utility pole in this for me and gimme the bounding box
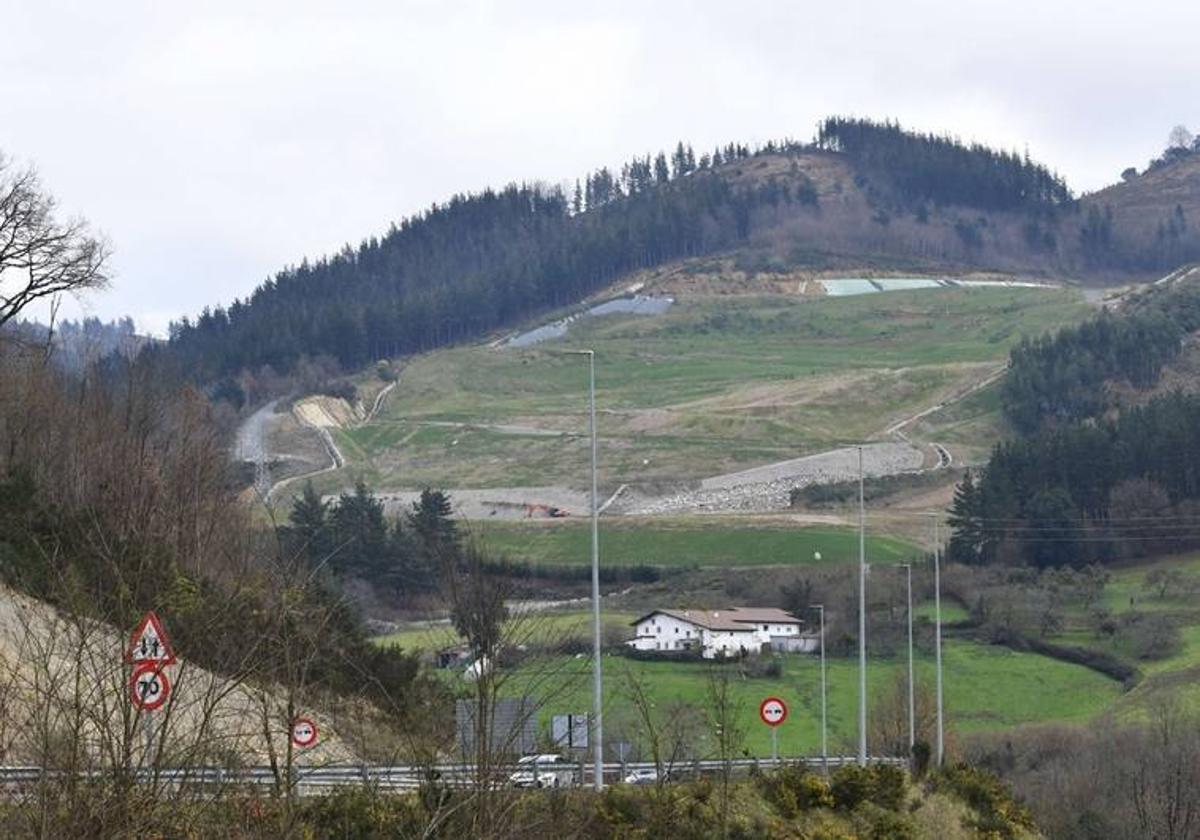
[857,445,867,767]
[811,603,828,773]
[902,563,914,753]
[564,348,604,789]
[933,516,944,767]
[586,350,603,789]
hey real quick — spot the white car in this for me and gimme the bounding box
[623,767,658,785]
[508,754,575,788]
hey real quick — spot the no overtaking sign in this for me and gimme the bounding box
[759,696,788,727]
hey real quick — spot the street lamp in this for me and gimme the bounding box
[932,516,944,767]
[900,563,914,753]
[563,349,604,789]
[810,604,828,772]
[857,445,867,767]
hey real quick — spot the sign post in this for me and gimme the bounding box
[759,696,789,767]
[126,611,177,765]
[291,717,319,750]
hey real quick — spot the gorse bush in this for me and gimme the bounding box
[934,763,1036,840]
[830,764,907,813]
[758,764,835,817]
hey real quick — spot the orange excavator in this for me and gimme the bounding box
[524,503,569,519]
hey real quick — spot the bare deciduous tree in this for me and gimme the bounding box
[1168,125,1195,152]
[0,153,110,329]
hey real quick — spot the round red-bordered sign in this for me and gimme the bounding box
[130,662,171,711]
[759,696,788,727]
[291,717,319,749]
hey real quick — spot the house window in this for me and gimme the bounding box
[763,624,769,631]
[675,627,679,633]
[657,626,662,634]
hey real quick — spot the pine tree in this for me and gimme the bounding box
[654,152,670,184]
[331,480,389,577]
[947,470,982,565]
[289,480,332,564]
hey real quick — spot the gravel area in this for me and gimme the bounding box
[378,486,593,519]
[623,442,925,514]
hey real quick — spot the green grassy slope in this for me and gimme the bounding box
[324,285,1089,491]
[473,518,917,568]
[1040,551,1200,717]
[503,642,1122,756]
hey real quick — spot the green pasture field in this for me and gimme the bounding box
[472,518,919,568]
[376,610,638,653]
[1037,551,1200,716]
[321,286,1089,489]
[501,640,1123,757]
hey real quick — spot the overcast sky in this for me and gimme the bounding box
[3,0,1197,335]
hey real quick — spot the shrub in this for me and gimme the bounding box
[375,360,398,381]
[868,764,907,811]
[854,802,918,840]
[759,764,835,817]
[831,765,873,811]
[934,763,1036,839]
[1123,612,1182,660]
[320,378,358,401]
[299,787,421,839]
[831,764,908,813]
[911,741,932,780]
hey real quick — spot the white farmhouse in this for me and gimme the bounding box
[626,607,816,659]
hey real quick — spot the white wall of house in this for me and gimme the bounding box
[628,613,705,653]
[697,628,761,658]
[627,613,807,658]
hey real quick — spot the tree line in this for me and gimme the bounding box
[282,481,454,598]
[1001,280,1200,433]
[949,390,1200,568]
[815,116,1072,212]
[158,140,818,381]
[159,118,1079,385]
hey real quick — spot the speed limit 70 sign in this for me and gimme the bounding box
[130,662,171,711]
[759,696,788,727]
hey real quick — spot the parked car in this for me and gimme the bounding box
[623,767,659,785]
[508,754,575,788]
[623,766,681,785]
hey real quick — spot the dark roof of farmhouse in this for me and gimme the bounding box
[630,607,802,631]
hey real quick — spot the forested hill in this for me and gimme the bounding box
[161,118,1107,382]
[952,273,1200,568]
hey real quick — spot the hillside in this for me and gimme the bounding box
[164,118,1120,387]
[1078,152,1200,273]
[265,280,1089,524]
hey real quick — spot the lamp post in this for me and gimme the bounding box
[857,445,867,767]
[810,604,828,772]
[563,348,603,789]
[900,563,914,753]
[933,516,944,767]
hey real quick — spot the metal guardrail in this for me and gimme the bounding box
[0,756,907,795]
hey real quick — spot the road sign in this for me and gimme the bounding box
[126,611,176,666]
[291,717,319,749]
[130,662,171,711]
[551,713,589,749]
[760,696,788,727]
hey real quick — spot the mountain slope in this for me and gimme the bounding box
[162,118,1101,384]
[1079,153,1200,272]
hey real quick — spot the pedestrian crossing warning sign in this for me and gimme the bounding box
[125,611,177,665]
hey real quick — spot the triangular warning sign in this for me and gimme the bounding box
[125,611,176,665]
